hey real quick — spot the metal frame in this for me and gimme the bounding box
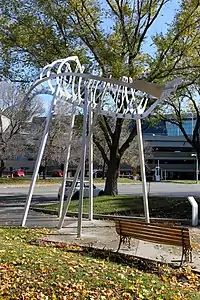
[58,104,76,219]
[88,108,94,221]
[21,56,181,237]
[21,85,59,226]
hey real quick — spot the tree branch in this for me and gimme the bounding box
[98,117,112,148]
[102,116,113,138]
[93,135,109,164]
[119,124,137,157]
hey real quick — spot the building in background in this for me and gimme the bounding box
[2,116,198,180]
[143,118,196,180]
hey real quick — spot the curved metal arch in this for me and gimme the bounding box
[23,70,182,120]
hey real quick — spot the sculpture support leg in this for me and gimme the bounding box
[136,119,150,223]
[77,88,88,237]
[58,105,76,219]
[58,108,97,229]
[58,87,107,230]
[88,109,93,221]
[21,87,59,227]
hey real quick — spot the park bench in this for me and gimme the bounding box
[115,219,192,265]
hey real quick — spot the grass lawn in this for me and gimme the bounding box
[41,195,200,220]
[163,180,199,184]
[0,177,63,185]
[0,227,199,299]
[0,177,139,185]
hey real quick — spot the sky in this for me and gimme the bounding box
[41,0,181,113]
[142,0,180,53]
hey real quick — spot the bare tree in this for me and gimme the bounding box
[0,82,43,176]
[121,139,152,170]
[28,113,82,179]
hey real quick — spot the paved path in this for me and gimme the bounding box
[0,206,75,228]
[0,186,73,227]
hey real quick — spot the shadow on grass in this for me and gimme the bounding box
[30,239,188,277]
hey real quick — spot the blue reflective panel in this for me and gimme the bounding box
[166,122,179,136]
[166,119,194,136]
[182,120,192,135]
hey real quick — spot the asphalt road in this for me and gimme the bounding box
[1,182,200,227]
[1,182,200,201]
[0,186,73,227]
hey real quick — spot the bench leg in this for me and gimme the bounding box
[180,248,192,266]
[116,236,122,252]
[190,250,193,263]
[180,247,186,267]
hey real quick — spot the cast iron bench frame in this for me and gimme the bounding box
[115,219,192,265]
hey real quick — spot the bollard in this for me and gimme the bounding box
[188,196,198,226]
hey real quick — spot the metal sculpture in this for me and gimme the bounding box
[21,56,181,237]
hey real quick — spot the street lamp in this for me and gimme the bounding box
[191,154,199,183]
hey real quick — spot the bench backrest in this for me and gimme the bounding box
[115,219,191,249]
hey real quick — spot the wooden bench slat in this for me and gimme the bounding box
[115,220,189,234]
[115,227,190,245]
[115,223,190,239]
[118,231,191,248]
[116,219,186,229]
[118,229,191,247]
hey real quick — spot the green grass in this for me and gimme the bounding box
[41,195,200,220]
[163,180,199,184]
[94,177,140,184]
[0,177,63,185]
[0,177,139,185]
[0,227,199,299]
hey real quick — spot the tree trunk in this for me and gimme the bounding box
[102,160,106,179]
[42,165,47,179]
[0,160,5,177]
[104,157,120,195]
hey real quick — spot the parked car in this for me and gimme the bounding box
[58,180,104,200]
[12,169,25,177]
[52,170,64,177]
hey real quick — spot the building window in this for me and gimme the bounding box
[166,122,179,136]
[166,119,194,136]
[182,120,193,135]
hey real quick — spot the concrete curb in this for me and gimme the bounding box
[32,207,195,226]
[0,184,61,188]
[0,182,140,188]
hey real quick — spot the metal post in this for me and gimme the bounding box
[58,98,101,229]
[58,105,76,219]
[188,196,198,226]
[77,88,88,237]
[196,157,199,184]
[57,118,92,230]
[58,162,80,229]
[21,86,59,227]
[191,112,194,132]
[136,119,150,223]
[58,85,108,230]
[88,109,93,221]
